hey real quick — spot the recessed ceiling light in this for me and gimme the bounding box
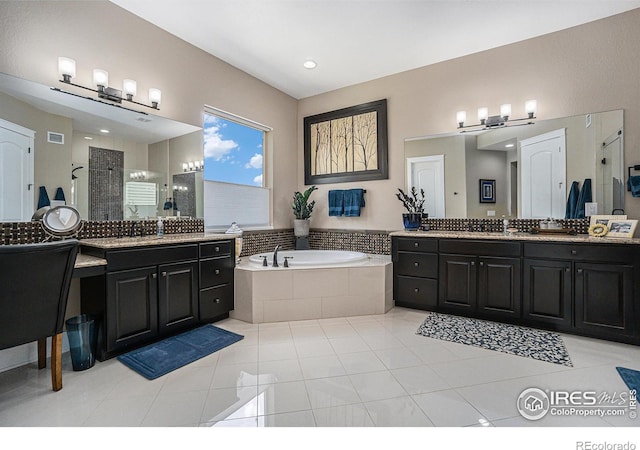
[303,60,317,69]
[84,136,93,140]
[100,129,109,134]
[505,143,515,148]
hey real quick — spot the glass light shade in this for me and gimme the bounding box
[148,88,162,105]
[123,79,137,97]
[525,99,537,116]
[182,163,188,171]
[188,162,194,170]
[500,103,511,118]
[477,107,488,122]
[92,69,109,88]
[456,110,467,126]
[58,57,76,79]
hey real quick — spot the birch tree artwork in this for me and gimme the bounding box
[309,111,378,176]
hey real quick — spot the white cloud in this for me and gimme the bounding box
[203,122,238,160]
[253,174,263,185]
[245,153,263,169]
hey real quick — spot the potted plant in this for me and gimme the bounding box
[292,185,317,237]
[396,187,426,231]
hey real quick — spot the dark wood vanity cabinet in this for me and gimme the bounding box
[392,237,438,310]
[439,239,521,320]
[523,242,635,340]
[392,235,639,345]
[81,239,235,360]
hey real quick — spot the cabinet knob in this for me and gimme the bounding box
[215,246,220,252]
[571,250,577,255]
[414,242,419,247]
[215,269,220,275]
[151,273,157,279]
[471,261,475,266]
[414,288,419,293]
[414,262,419,267]
[479,261,484,266]
[214,298,221,304]
[577,268,583,274]
[565,267,571,272]
[161,271,167,277]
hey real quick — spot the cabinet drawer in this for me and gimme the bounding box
[395,275,438,308]
[200,241,232,258]
[200,257,234,288]
[523,242,636,263]
[393,237,437,253]
[439,239,521,257]
[395,251,438,278]
[107,244,198,271]
[200,284,234,321]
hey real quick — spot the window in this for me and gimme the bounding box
[203,107,271,230]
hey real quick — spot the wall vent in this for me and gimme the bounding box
[47,131,64,144]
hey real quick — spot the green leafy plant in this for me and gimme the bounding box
[396,187,426,213]
[292,185,318,220]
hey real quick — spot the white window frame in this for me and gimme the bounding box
[203,105,273,231]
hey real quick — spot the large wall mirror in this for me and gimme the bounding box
[404,110,624,219]
[0,72,203,223]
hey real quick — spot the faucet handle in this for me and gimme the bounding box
[260,255,268,266]
[283,256,292,268]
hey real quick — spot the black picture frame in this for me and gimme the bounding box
[303,99,388,185]
[479,179,496,203]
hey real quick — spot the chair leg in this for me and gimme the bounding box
[51,334,63,391]
[37,338,46,369]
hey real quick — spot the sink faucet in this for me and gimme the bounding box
[273,245,281,267]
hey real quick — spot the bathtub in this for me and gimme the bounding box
[232,250,393,323]
[248,249,368,267]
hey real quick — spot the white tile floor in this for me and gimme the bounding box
[1,307,639,431]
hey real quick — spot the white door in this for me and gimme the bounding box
[520,129,566,219]
[0,119,35,221]
[406,155,445,218]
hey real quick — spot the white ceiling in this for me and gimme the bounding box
[110,0,640,99]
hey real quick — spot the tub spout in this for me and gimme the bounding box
[273,245,281,267]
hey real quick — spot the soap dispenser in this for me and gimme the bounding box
[225,222,243,264]
[156,217,164,237]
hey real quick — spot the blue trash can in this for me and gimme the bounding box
[65,314,97,371]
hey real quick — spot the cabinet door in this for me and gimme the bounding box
[439,254,476,311]
[522,259,572,330]
[200,284,234,322]
[575,262,633,337]
[478,257,521,319]
[158,261,198,335]
[106,267,158,353]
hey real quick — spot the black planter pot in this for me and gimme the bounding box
[402,213,423,231]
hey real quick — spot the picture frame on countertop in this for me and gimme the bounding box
[605,219,637,238]
[590,214,626,227]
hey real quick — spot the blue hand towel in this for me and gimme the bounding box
[54,187,66,202]
[343,189,365,217]
[328,190,344,216]
[575,178,592,219]
[628,176,640,198]
[565,181,579,219]
[37,186,50,209]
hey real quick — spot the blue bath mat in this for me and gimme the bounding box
[117,325,243,380]
[616,367,640,392]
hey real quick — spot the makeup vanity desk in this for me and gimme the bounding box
[390,230,640,345]
[73,233,236,360]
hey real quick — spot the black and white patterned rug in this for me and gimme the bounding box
[416,312,573,367]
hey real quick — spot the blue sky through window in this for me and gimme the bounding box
[203,112,264,186]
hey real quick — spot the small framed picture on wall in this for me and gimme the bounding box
[479,179,496,203]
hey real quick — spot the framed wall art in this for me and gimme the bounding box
[479,179,496,203]
[303,99,388,184]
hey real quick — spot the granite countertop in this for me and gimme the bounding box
[75,252,107,268]
[389,230,640,245]
[79,232,232,250]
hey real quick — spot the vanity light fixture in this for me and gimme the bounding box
[55,56,162,111]
[456,100,537,131]
[182,160,204,172]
